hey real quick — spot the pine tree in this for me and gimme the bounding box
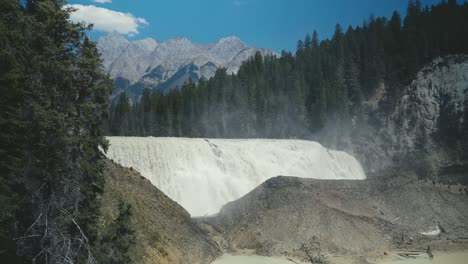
[0,1,29,260]
[297,39,305,51]
[113,92,131,136]
[141,88,152,136]
[97,200,137,264]
[304,33,312,49]
[0,1,112,262]
[312,31,319,49]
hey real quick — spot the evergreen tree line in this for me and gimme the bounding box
[1,1,136,263]
[108,0,468,139]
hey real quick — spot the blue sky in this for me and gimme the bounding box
[68,0,456,52]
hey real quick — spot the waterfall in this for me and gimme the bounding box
[106,137,366,216]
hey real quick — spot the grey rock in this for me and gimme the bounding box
[206,176,468,260]
[97,34,278,97]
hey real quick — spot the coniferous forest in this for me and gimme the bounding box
[1,1,136,263]
[107,0,468,139]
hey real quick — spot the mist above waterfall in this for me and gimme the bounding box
[106,137,366,216]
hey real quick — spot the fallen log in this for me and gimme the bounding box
[397,253,417,259]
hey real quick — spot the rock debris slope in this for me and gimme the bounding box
[208,176,468,259]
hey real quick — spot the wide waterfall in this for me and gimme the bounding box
[105,137,366,216]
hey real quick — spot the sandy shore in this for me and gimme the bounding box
[212,251,468,264]
[211,254,300,264]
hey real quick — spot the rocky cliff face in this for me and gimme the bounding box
[207,176,468,260]
[320,56,468,177]
[97,34,278,99]
[387,56,468,170]
[100,160,221,264]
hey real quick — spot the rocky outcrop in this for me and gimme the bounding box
[100,160,222,264]
[207,176,468,260]
[386,56,468,171]
[319,56,468,177]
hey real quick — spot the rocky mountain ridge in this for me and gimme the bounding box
[97,34,278,98]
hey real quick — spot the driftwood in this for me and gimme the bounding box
[398,252,421,256]
[397,253,417,259]
[286,258,300,264]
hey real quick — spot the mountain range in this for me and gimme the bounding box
[97,34,278,100]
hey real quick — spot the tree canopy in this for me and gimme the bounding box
[0,1,122,263]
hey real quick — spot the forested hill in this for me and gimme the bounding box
[107,0,468,139]
[0,1,140,263]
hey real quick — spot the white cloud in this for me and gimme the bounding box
[65,4,148,36]
[92,0,112,3]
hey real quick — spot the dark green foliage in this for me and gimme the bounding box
[109,92,132,136]
[96,200,137,264]
[107,1,468,139]
[1,0,113,263]
[0,1,29,262]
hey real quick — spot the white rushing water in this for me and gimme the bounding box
[106,137,366,216]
